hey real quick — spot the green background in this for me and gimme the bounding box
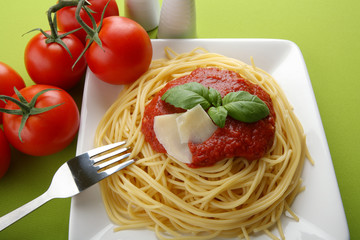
[0,0,359,239]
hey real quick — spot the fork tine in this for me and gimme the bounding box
[96,152,132,169]
[99,159,135,177]
[92,147,130,164]
[87,141,126,158]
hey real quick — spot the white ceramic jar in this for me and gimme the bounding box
[124,0,160,31]
[157,0,196,38]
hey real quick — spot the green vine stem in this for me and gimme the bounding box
[72,0,110,68]
[47,0,80,39]
[0,88,63,142]
[75,0,97,38]
[23,0,87,58]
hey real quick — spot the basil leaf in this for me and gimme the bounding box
[184,82,210,97]
[208,87,222,107]
[161,82,270,127]
[208,106,228,128]
[161,82,211,110]
[223,91,270,123]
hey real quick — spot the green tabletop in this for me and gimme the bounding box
[0,0,358,239]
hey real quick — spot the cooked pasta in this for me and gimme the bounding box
[94,48,313,240]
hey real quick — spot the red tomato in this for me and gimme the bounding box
[2,85,80,156]
[56,0,119,43]
[0,62,26,123]
[24,31,87,90]
[85,16,152,85]
[0,128,11,179]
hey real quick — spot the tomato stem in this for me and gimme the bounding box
[47,0,89,37]
[47,0,82,15]
[75,0,95,37]
[23,0,83,59]
[0,88,63,142]
[72,0,110,69]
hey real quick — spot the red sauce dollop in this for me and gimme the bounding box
[141,68,276,168]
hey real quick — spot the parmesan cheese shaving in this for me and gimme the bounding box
[153,105,217,164]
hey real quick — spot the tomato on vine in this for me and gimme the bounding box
[24,6,87,90]
[0,62,26,123]
[84,16,152,85]
[73,0,153,85]
[56,0,119,43]
[0,85,80,156]
[25,31,86,90]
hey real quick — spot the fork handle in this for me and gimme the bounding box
[0,191,52,231]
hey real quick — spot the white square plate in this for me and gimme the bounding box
[69,39,349,240]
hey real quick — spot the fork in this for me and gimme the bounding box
[0,141,134,231]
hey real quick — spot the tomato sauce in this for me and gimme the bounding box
[141,68,276,168]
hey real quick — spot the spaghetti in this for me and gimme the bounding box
[94,48,313,240]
